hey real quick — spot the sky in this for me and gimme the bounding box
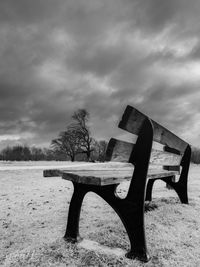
[1,0,200,150]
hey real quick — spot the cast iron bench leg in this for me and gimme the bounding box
[145,179,156,201]
[162,145,191,204]
[90,184,151,262]
[63,182,151,262]
[64,182,88,242]
[120,200,150,262]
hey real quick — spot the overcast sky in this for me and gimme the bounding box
[1,0,200,150]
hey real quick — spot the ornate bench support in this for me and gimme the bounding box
[64,118,154,262]
[163,145,191,204]
[145,179,156,201]
[146,145,191,204]
[64,183,87,242]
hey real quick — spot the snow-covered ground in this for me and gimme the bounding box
[0,162,200,266]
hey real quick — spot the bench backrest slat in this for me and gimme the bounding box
[118,106,188,153]
[106,138,134,162]
[106,138,182,167]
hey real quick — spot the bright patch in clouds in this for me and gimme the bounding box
[50,29,75,49]
[0,135,21,141]
[152,61,200,86]
[38,60,68,87]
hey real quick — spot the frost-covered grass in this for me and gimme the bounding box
[0,162,200,266]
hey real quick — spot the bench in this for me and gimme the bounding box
[43,105,191,262]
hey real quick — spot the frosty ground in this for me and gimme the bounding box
[0,161,200,267]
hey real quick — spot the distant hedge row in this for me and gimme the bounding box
[1,144,200,163]
[0,145,60,161]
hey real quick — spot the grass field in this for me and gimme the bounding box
[0,161,200,266]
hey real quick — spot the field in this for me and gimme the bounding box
[0,161,200,267]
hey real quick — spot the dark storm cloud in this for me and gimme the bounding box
[66,43,126,77]
[1,0,200,149]
[0,0,64,24]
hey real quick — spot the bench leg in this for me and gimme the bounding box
[123,205,150,262]
[122,118,153,261]
[162,177,188,204]
[94,118,153,262]
[63,182,150,262]
[64,183,88,242]
[173,182,188,204]
[162,145,191,204]
[91,185,150,262]
[163,177,188,204]
[145,179,156,201]
[176,145,191,204]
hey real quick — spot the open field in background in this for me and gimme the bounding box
[0,161,200,267]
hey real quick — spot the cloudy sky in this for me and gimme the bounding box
[1,0,200,150]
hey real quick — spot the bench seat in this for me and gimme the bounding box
[44,164,178,186]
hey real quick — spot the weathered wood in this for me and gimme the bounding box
[150,149,181,166]
[60,169,177,186]
[118,105,188,153]
[43,162,133,177]
[106,138,182,166]
[163,165,180,172]
[106,138,134,162]
[164,146,181,155]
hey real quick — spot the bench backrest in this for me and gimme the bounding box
[106,106,189,172]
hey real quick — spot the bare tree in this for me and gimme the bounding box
[51,109,94,161]
[69,109,94,161]
[51,129,80,161]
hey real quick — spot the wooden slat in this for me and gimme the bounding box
[106,138,134,162]
[43,162,133,177]
[163,165,180,172]
[118,105,188,153]
[164,146,181,155]
[61,169,177,186]
[106,138,182,166]
[150,150,181,166]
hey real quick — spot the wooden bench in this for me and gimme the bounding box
[43,105,191,262]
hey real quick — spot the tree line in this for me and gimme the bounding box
[0,146,55,161]
[0,109,108,162]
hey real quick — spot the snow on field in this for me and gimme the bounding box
[0,162,200,266]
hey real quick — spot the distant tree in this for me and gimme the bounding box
[51,129,81,161]
[22,146,31,160]
[30,147,45,161]
[1,147,11,161]
[43,148,57,161]
[51,109,95,162]
[69,109,94,161]
[1,145,31,161]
